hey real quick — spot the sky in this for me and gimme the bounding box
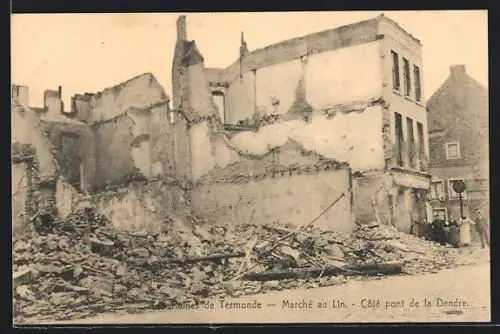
[11,11,488,108]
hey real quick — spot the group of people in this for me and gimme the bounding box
[410,210,490,249]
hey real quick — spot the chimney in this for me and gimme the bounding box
[450,65,466,81]
[177,15,187,41]
[11,85,29,106]
[44,88,63,115]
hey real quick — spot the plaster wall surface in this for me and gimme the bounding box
[226,106,385,173]
[191,169,352,233]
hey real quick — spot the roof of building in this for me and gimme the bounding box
[427,65,488,133]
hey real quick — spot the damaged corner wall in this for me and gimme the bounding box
[352,173,393,226]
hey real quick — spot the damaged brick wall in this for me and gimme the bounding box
[191,169,352,233]
[87,179,190,233]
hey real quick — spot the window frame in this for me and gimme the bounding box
[391,50,400,92]
[413,64,421,102]
[445,141,461,160]
[402,57,411,97]
[430,180,445,200]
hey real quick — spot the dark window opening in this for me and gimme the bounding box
[403,58,411,97]
[395,112,404,167]
[417,121,425,155]
[59,133,82,188]
[391,51,400,91]
[414,65,421,102]
[407,117,415,168]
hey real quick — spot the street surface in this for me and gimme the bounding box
[47,260,490,324]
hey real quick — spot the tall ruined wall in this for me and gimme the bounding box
[93,115,140,189]
[221,41,383,124]
[191,169,352,233]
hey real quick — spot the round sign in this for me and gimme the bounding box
[452,180,467,193]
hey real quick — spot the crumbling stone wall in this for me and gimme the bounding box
[88,178,190,233]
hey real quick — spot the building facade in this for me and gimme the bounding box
[173,14,431,232]
[426,65,489,221]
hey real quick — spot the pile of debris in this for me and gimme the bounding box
[13,212,487,323]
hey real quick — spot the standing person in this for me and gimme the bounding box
[475,210,490,249]
[447,215,460,248]
[431,214,447,246]
[418,218,427,238]
[459,216,475,247]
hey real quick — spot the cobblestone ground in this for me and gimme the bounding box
[40,249,490,325]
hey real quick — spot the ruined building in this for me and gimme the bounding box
[11,14,432,236]
[427,65,489,220]
[172,14,431,233]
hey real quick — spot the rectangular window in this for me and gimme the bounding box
[406,117,415,168]
[212,91,225,123]
[448,178,467,199]
[430,181,445,200]
[395,112,404,167]
[417,122,425,169]
[414,65,421,102]
[445,141,461,159]
[391,51,400,91]
[403,58,411,97]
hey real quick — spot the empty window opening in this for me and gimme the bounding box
[212,91,225,123]
[414,65,421,102]
[406,117,415,168]
[403,58,411,97]
[395,112,404,167]
[391,50,400,91]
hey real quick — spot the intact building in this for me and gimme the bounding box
[427,65,489,221]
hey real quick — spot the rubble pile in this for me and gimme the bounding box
[13,214,487,323]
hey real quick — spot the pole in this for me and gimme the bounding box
[459,192,464,218]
